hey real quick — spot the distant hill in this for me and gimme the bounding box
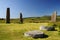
[0,15,60,23]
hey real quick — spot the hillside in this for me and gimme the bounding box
[0,15,60,23]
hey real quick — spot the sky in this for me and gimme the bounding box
[0,0,60,18]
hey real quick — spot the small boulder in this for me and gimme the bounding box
[40,26,48,30]
[39,25,55,31]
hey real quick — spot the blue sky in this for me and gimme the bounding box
[0,0,60,18]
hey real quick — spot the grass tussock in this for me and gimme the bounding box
[0,23,60,40]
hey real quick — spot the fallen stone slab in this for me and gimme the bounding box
[40,25,55,31]
[24,30,46,38]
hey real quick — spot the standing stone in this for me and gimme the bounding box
[6,8,10,23]
[20,13,23,23]
[51,11,57,22]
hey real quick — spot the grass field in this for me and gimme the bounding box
[0,23,60,40]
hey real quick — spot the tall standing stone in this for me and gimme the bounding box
[20,13,23,23]
[6,8,10,23]
[51,11,57,22]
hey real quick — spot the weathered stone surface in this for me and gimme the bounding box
[51,11,57,22]
[20,13,23,23]
[40,25,55,31]
[6,8,10,23]
[40,26,48,30]
[24,30,44,38]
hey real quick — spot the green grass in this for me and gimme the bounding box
[0,23,60,40]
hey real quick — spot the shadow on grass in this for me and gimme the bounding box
[47,29,57,31]
[33,34,48,39]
